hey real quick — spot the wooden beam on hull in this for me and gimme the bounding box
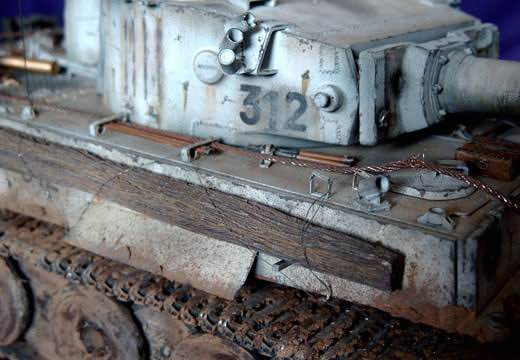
[0,128,404,291]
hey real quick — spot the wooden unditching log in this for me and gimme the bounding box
[0,128,405,291]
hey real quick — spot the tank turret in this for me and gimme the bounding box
[82,0,519,147]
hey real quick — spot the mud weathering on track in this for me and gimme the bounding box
[0,211,516,359]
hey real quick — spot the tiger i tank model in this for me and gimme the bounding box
[0,0,519,358]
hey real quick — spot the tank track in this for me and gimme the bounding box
[0,211,494,359]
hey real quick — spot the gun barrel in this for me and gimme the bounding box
[440,52,520,116]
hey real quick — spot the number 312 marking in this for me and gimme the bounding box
[239,84,308,132]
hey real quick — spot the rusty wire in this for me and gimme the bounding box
[0,92,519,212]
[405,157,520,212]
[244,152,520,212]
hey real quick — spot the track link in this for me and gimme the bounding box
[0,211,494,359]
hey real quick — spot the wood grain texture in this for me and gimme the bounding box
[0,128,404,291]
[455,138,520,181]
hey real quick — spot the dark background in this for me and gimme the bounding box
[1,0,519,60]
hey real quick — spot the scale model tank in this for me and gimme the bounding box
[0,0,519,359]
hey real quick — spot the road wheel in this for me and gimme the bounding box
[0,257,30,346]
[25,268,145,360]
[171,334,255,360]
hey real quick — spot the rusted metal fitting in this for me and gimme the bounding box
[0,56,60,74]
[181,138,220,162]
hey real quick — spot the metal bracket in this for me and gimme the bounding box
[259,159,273,169]
[218,12,287,76]
[353,173,391,212]
[451,124,472,141]
[250,22,287,76]
[260,144,275,155]
[218,13,256,75]
[272,259,294,272]
[181,138,220,163]
[309,171,333,199]
[228,0,276,10]
[437,159,470,175]
[417,207,456,230]
[20,106,36,121]
[258,144,275,168]
[89,113,129,137]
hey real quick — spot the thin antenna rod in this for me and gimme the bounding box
[17,0,33,109]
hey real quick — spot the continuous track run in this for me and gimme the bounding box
[0,211,509,359]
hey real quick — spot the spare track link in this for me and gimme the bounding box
[0,211,485,359]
